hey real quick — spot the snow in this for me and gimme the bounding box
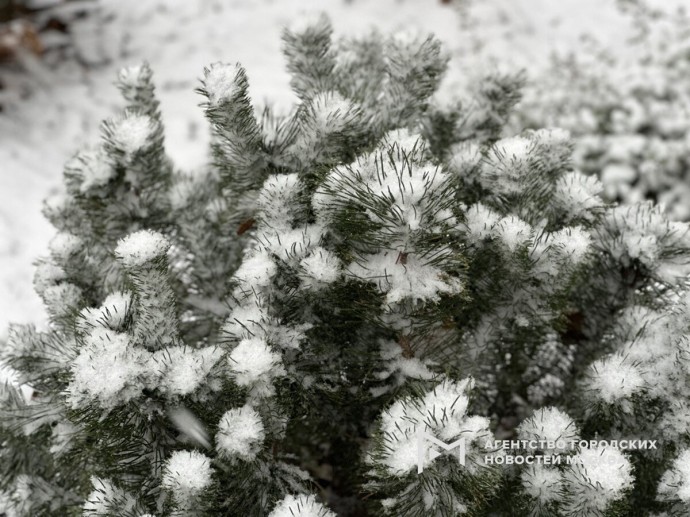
[96,291,132,330]
[42,283,82,318]
[78,292,132,332]
[296,69,366,147]
[168,406,211,449]
[1,0,686,332]
[315,135,453,238]
[202,62,242,106]
[493,216,533,253]
[259,225,323,260]
[491,135,532,162]
[9,477,34,515]
[449,142,482,177]
[564,445,634,513]
[162,450,213,506]
[375,377,493,475]
[601,163,638,197]
[480,136,537,196]
[299,246,342,287]
[0,364,17,392]
[222,298,272,341]
[47,232,81,261]
[384,128,424,153]
[374,339,435,392]
[553,171,604,221]
[70,149,115,194]
[4,19,690,512]
[348,250,464,306]
[0,490,16,517]
[227,337,285,397]
[527,374,565,406]
[462,203,501,244]
[168,173,201,211]
[153,345,223,397]
[49,421,79,456]
[286,12,330,37]
[233,249,278,290]
[114,229,170,268]
[4,325,38,363]
[546,226,592,265]
[32,262,65,296]
[517,407,579,454]
[521,463,563,503]
[72,316,227,404]
[585,353,646,404]
[600,202,690,283]
[116,64,145,89]
[308,91,358,134]
[257,173,303,230]
[267,494,336,517]
[658,449,690,503]
[106,113,155,158]
[215,405,265,461]
[533,127,570,145]
[83,477,138,516]
[67,327,147,409]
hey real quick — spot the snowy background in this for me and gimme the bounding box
[0,0,686,332]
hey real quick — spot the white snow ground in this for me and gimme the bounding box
[0,0,686,332]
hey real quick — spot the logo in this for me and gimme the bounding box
[417,428,466,474]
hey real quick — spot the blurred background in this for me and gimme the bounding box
[0,0,687,332]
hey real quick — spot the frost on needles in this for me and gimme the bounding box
[3,13,690,517]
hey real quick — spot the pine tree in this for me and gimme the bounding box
[2,14,690,517]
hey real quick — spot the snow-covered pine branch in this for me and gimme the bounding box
[2,13,690,517]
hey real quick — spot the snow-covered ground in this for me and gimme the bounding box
[0,0,685,332]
